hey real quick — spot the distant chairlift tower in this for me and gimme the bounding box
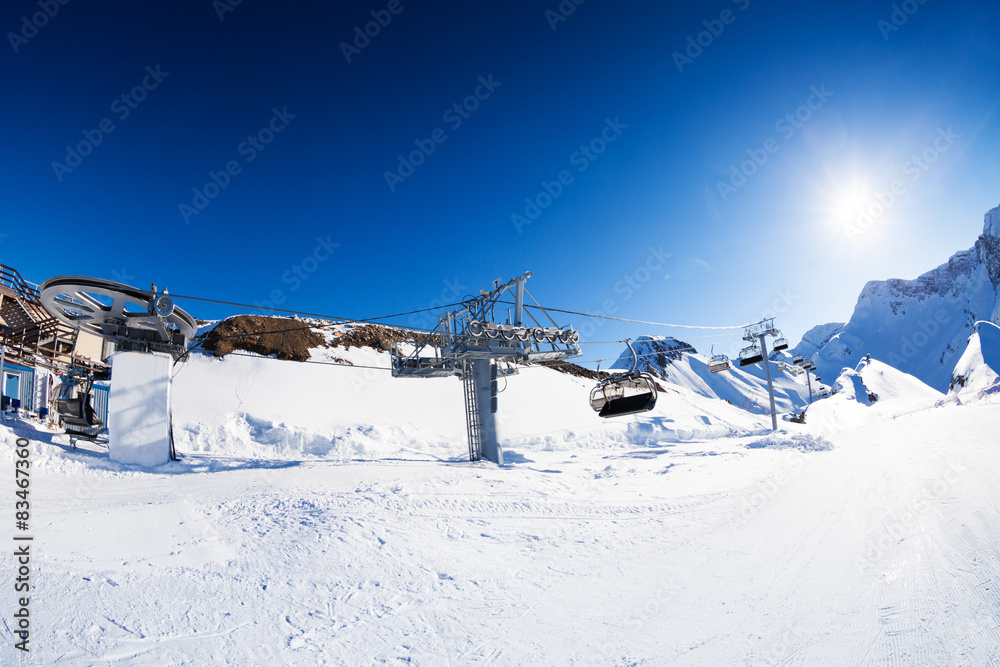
[391,272,581,464]
[738,317,783,432]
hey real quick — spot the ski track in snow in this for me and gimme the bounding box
[2,350,998,665]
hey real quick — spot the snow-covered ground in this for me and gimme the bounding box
[2,338,998,665]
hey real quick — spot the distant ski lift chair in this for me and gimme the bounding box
[708,345,731,373]
[738,344,763,367]
[792,354,804,365]
[589,339,657,418]
[772,333,789,352]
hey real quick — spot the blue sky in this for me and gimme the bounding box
[4,0,999,362]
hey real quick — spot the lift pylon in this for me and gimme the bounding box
[392,272,581,463]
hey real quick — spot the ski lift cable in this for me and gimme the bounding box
[167,293,465,330]
[498,300,755,330]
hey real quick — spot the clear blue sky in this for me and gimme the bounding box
[4,0,999,362]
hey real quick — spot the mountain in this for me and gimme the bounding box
[791,322,844,359]
[949,320,1000,397]
[809,205,1000,392]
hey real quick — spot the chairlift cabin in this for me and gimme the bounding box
[738,344,763,367]
[708,345,730,373]
[589,340,657,418]
[792,354,804,365]
[51,374,105,448]
[772,336,789,351]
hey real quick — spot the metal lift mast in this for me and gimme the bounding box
[742,318,781,432]
[392,272,581,464]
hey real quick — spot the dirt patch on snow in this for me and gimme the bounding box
[200,316,325,361]
[200,318,439,361]
[329,324,439,353]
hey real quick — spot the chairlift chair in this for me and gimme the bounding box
[589,339,657,418]
[52,375,105,449]
[772,333,789,352]
[738,344,763,367]
[792,354,804,365]
[708,345,731,373]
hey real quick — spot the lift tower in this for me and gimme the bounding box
[391,272,581,464]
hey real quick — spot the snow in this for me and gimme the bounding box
[3,332,998,664]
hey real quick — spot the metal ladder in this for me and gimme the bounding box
[462,362,482,461]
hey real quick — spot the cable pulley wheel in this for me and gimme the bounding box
[40,276,197,343]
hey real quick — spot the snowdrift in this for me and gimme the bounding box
[171,327,773,463]
[805,356,943,430]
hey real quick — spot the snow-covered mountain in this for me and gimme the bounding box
[790,321,844,359]
[609,335,820,415]
[810,205,1000,392]
[949,320,1000,397]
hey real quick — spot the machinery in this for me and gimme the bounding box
[708,345,731,373]
[50,369,105,449]
[392,272,580,463]
[589,339,658,418]
[40,276,197,464]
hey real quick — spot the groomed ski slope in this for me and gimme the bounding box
[1,343,998,665]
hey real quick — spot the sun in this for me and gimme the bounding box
[829,180,874,222]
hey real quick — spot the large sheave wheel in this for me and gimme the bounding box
[40,276,197,343]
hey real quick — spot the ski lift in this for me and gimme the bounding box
[51,373,105,449]
[772,333,789,352]
[708,345,730,373]
[792,354,804,365]
[589,339,657,418]
[738,344,763,367]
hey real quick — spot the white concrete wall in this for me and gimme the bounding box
[108,352,172,467]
